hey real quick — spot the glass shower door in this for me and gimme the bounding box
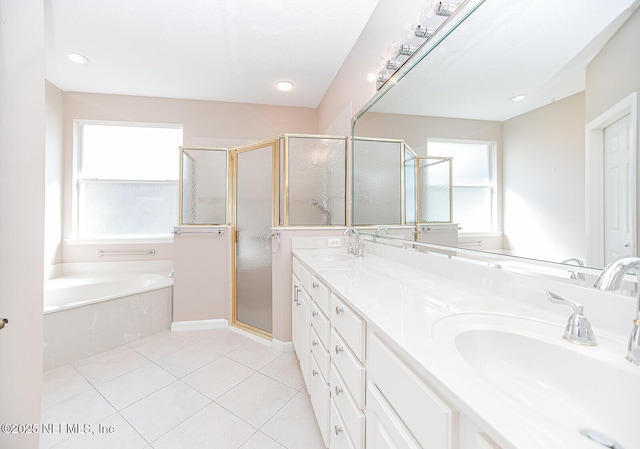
[233,142,277,335]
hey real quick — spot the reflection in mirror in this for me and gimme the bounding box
[353,0,640,269]
[285,136,347,226]
[352,138,404,225]
[180,148,228,225]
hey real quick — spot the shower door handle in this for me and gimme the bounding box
[0,318,8,330]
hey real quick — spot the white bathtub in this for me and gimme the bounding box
[43,261,174,371]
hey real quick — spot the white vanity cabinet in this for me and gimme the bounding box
[292,258,311,392]
[292,253,503,449]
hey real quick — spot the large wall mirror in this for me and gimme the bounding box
[353,0,640,269]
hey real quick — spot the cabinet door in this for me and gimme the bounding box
[366,383,422,449]
[298,286,311,391]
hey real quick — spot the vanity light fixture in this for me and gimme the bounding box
[276,81,294,92]
[66,52,89,64]
[374,0,466,90]
[436,2,462,16]
[510,94,527,102]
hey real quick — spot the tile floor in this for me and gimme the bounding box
[41,328,326,449]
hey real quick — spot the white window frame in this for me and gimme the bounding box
[72,120,183,241]
[426,138,499,234]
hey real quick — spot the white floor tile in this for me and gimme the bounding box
[154,344,221,378]
[259,352,305,391]
[177,328,232,343]
[225,341,283,370]
[72,346,149,386]
[182,356,254,400]
[239,431,286,449]
[215,372,297,428]
[40,390,116,449]
[129,332,193,361]
[151,402,256,449]
[262,392,326,449]
[121,381,210,442]
[52,413,148,449]
[96,364,176,410]
[41,364,93,410]
[198,331,252,354]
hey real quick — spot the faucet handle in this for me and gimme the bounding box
[546,290,597,346]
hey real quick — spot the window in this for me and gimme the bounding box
[74,121,183,238]
[427,140,497,233]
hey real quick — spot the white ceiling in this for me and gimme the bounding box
[44,0,380,108]
[370,0,639,121]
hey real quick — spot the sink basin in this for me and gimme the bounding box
[432,313,639,448]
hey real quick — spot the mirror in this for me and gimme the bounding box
[353,0,640,269]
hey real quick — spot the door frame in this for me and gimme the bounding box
[586,92,637,267]
[230,138,280,338]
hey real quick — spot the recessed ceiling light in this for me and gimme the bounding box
[276,81,294,92]
[66,52,89,64]
[510,94,527,102]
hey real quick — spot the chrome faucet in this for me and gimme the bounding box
[343,227,364,258]
[374,226,391,240]
[561,257,585,280]
[546,290,597,346]
[593,256,640,364]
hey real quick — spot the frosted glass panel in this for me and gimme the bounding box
[353,139,403,225]
[236,146,273,333]
[453,186,492,231]
[418,158,451,223]
[181,149,227,225]
[405,159,416,225]
[287,137,346,226]
[79,180,178,236]
[427,141,490,185]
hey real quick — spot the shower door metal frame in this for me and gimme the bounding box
[230,138,280,338]
[281,133,349,227]
[350,136,407,226]
[178,146,230,226]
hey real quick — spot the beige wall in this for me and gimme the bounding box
[502,92,586,261]
[45,82,64,266]
[0,0,45,447]
[316,0,426,135]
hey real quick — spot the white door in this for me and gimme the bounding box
[604,113,635,263]
[0,1,46,448]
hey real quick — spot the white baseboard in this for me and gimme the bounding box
[272,339,294,353]
[171,319,228,332]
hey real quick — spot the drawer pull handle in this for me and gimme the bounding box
[335,345,344,355]
[334,385,343,396]
[335,306,344,315]
[312,282,319,289]
[312,310,318,318]
[312,339,319,347]
[312,369,319,377]
[334,425,343,436]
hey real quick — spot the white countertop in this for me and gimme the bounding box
[292,244,638,449]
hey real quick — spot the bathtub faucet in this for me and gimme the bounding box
[593,256,640,364]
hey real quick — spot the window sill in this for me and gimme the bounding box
[65,235,174,245]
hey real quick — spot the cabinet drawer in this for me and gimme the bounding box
[310,275,331,315]
[331,328,365,409]
[311,326,330,381]
[299,264,312,293]
[331,294,366,362]
[310,356,330,448]
[330,400,356,449]
[368,332,457,449]
[331,364,365,449]
[311,301,331,348]
[366,382,422,449]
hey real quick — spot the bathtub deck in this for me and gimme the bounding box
[40,328,324,449]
